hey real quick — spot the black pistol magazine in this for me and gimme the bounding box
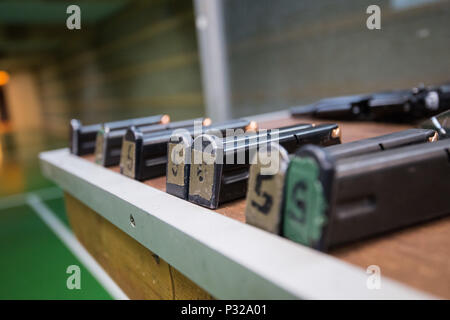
[282,135,448,251]
[70,119,102,156]
[120,119,255,181]
[166,123,314,200]
[246,128,438,235]
[188,124,342,209]
[95,117,209,167]
[70,114,167,156]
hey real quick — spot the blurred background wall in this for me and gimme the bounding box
[223,0,450,117]
[0,0,204,195]
[0,0,448,133]
[1,0,203,136]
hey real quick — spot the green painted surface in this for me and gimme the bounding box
[282,157,327,247]
[0,204,111,299]
[43,197,71,228]
[0,129,111,299]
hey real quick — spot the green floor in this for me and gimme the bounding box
[0,129,112,299]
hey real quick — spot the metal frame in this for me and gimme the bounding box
[40,148,433,299]
[194,0,231,122]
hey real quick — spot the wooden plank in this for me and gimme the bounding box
[170,267,214,300]
[332,216,450,299]
[64,192,213,300]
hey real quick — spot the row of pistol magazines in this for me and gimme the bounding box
[70,112,450,253]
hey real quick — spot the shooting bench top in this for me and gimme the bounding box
[40,111,450,299]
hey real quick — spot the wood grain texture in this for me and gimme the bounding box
[80,116,449,298]
[65,192,213,300]
[332,216,450,299]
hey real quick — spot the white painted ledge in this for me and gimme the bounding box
[39,148,433,299]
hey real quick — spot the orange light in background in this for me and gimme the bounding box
[0,140,3,167]
[161,114,170,124]
[0,71,10,86]
[203,118,212,126]
[245,120,258,132]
